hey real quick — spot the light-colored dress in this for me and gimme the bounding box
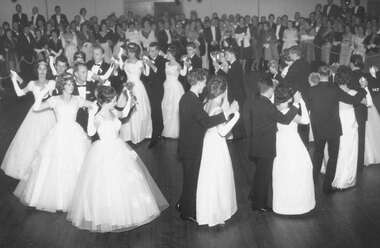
[364,101,380,166]
[332,90,358,189]
[62,33,78,66]
[352,35,366,59]
[67,114,168,232]
[14,96,90,212]
[1,81,56,180]
[273,109,315,215]
[119,60,153,144]
[161,63,184,139]
[339,34,353,66]
[282,28,298,51]
[196,107,238,226]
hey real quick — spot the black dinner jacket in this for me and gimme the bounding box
[323,4,339,19]
[86,60,111,76]
[72,80,97,132]
[178,91,226,160]
[204,26,221,46]
[148,55,166,86]
[51,14,69,27]
[308,81,366,140]
[31,14,46,26]
[217,59,246,104]
[16,32,35,60]
[190,54,202,71]
[243,95,299,158]
[12,13,28,27]
[351,5,365,22]
[349,70,368,125]
[158,29,172,53]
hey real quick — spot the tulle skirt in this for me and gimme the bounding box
[14,122,90,212]
[161,78,184,139]
[67,138,168,232]
[1,107,56,180]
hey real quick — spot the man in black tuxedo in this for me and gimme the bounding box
[349,55,368,172]
[157,20,172,53]
[86,46,111,85]
[313,18,325,65]
[323,0,339,20]
[17,26,35,81]
[145,42,166,148]
[51,6,69,28]
[351,0,366,23]
[177,69,239,221]
[308,66,367,194]
[204,17,221,74]
[217,47,246,140]
[31,7,45,27]
[243,77,301,211]
[180,42,202,92]
[12,4,28,29]
[72,63,97,132]
[275,17,286,53]
[273,46,310,146]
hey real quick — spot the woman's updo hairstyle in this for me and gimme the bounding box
[125,42,141,58]
[335,65,353,86]
[206,75,227,99]
[167,44,177,57]
[350,54,364,70]
[56,73,75,93]
[95,86,117,105]
[274,82,295,105]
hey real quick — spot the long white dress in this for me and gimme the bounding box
[272,109,315,215]
[196,107,238,227]
[14,96,90,212]
[67,114,169,232]
[161,63,184,139]
[364,104,380,166]
[119,60,153,144]
[332,90,358,189]
[1,81,56,180]
[352,35,366,59]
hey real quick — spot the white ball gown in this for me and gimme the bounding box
[161,63,184,138]
[14,96,91,212]
[332,90,358,189]
[196,107,238,226]
[272,108,315,215]
[67,114,169,232]
[119,60,153,144]
[364,100,380,166]
[1,81,56,180]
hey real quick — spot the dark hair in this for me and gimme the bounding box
[350,54,364,70]
[126,42,141,58]
[258,76,274,94]
[187,68,209,86]
[225,47,237,55]
[289,46,301,57]
[56,55,69,66]
[149,41,160,50]
[186,41,196,49]
[318,65,330,77]
[274,82,294,105]
[73,51,86,61]
[207,75,227,99]
[95,86,117,105]
[93,45,105,54]
[80,8,86,15]
[335,65,352,86]
[167,45,177,57]
[56,73,75,93]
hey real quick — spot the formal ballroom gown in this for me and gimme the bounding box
[1,81,56,180]
[67,114,169,232]
[332,90,358,189]
[14,96,90,212]
[119,60,153,144]
[196,107,238,226]
[161,63,184,139]
[272,109,315,215]
[364,103,380,166]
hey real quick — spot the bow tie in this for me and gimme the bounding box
[77,84,86,88]
[94,63,101,66]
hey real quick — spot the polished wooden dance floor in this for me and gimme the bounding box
[1,72,380,248]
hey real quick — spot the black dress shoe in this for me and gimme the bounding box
[175,203,182,212]
[148,140,158,149]
[180,214,196,222]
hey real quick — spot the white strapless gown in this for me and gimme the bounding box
[161,63,184,139]
[14,96,90,212]
[119,60,152,144]
[67,115,168,232]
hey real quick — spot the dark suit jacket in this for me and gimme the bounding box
[190,54,202,70]
[16,33,35,60]
[351,5,365,22]
[86,60,111,78]
[204,26,221,48]
[243,95,298,158]
[51,14,69,26]
[72,81,97,132]
[12,13,28,27]
[349,70,368,125]
[217,60,246,104]
[178,91,226,160]
[323,4,339,19]
[31,14,46,26]
[148,55,166,86]
[308,81,366,140]
[158,29,172,53]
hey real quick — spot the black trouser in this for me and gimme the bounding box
[298,124,310,149]
[312,137,340,193]
[249,156,274,209]
[178,158,201,219]
[149,84,164,140]
[357,123,365,172]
